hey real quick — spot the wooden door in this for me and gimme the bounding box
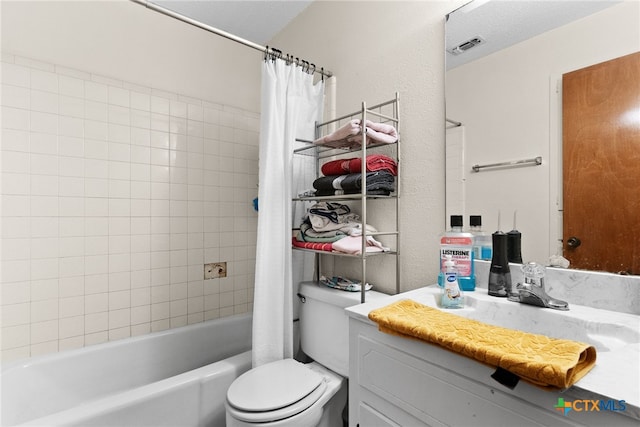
[563,51,640,274]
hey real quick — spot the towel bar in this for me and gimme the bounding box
[472,156,542,172]
[446,118,462,128]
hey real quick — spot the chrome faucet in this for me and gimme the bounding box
[514,262,569,311]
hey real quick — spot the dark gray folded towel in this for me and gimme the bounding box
[313,171,395,196]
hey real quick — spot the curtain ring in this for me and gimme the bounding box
[264,46,269,62]
[269,48,281,62]
[309,63,316,75]
[321,67,324,81]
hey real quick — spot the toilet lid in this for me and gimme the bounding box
[227,359,326,422]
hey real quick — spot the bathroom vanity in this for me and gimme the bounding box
[346,285,640,426]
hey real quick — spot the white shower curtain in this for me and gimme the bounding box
[252,59,324,368]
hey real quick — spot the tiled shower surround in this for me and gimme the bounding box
[1,53,259,362]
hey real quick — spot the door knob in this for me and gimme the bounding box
[567,236,582,248]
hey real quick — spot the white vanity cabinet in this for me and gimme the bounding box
[347,301,638,427]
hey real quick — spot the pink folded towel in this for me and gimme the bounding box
[332,235,389,255]
[314,119,398,148]
[351,120,398,145]
[313,119,360,147]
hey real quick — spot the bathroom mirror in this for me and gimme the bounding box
[445,0,640,275]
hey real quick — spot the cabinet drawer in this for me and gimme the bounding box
[356,335,575,426]
[358,402,401,427]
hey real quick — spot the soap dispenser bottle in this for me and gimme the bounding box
[441,255,464,308]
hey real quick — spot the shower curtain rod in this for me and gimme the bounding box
[130,0,333,79]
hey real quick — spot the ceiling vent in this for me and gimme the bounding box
[448,36,486,55]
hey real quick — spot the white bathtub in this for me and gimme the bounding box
[1,313,252,426]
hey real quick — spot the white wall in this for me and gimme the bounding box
[0,0,465,360]
[446,1,640,264]
[1,0,261,110]
[271,0,458,294]
[1,0,261,361]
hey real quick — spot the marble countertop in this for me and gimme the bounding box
[346,284,640,419]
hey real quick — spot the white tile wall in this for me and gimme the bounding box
[1,53,259,362]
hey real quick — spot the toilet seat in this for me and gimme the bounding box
[226,359,327,423]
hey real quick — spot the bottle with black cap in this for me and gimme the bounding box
[488,212,512,297]
[438,215,475,291]
[507,211,523,263]
[470,215,492,261]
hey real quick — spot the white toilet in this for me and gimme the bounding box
[225,281,384,427]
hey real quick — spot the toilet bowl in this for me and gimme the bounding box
[225,359,346,427]
[225,281,385,427]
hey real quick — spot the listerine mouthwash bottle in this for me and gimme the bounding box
[470,215,492,261]
[438,215,476,291]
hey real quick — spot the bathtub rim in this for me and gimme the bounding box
[1,312,253,426]
[1,312,252,372]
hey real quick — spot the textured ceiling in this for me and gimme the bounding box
[149,0,621,69]
[151,0,314,45]
[446,0,622,70]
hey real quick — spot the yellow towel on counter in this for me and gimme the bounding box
[368,299,597,390]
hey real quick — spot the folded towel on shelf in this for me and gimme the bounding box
[314,119,360,147]
[350,120,398,145]
[308,202,361,232]
[319,275,372,292]
[314,119,398,148]
[321,154,398,176]
[293,235,387,255]
[297,220,348,243]
[332,235,389,255]
[346,223,379,237]
[340,170,395,192]
[368,299,597,390]
[313,171,395,196]
[291,237,333,252]
[314,188,392,197]
[298,219,377,242]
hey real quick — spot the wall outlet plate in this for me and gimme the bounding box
[204,262,227,279]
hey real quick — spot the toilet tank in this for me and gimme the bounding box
[298,281,386,377]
